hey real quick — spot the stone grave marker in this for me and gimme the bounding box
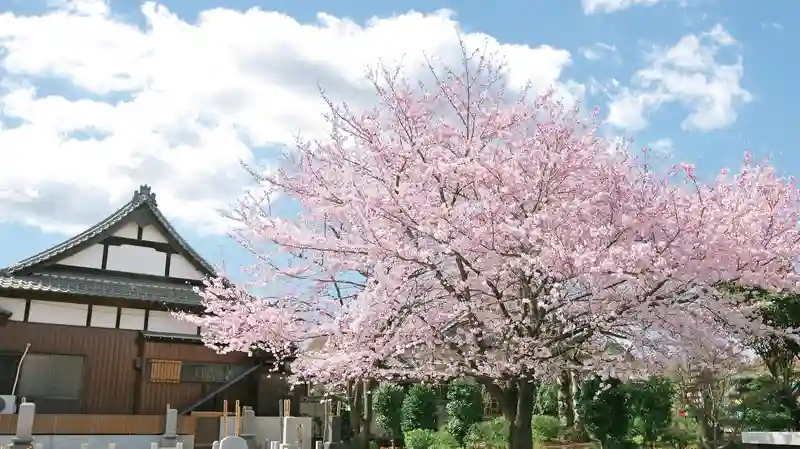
[323,416,344,449]
[239,407,258,449]
[11,402,35,449]
[161,408,179,448]
[220,436,248,449]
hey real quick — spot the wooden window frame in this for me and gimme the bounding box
[16,353,85,413]
[180,362,248,384]
[148,359,182,383]
[147,359,249,384]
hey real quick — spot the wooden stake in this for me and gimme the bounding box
[235,400,241,436]
[223,400,229,437]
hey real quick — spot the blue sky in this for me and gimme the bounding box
[0,0,797,274]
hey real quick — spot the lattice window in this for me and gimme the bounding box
[149,359,182,383]
[180,362,249,383]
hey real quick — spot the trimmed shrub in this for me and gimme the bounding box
[464,417,507,449]
[404,429,437,449]
[445,380,484,447]
[531,415,563,441]
[578,377,630,449]
[374,383,406,439]
[402,384,439,432]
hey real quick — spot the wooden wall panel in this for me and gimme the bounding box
[0,321,257,415]
[0,321,139,414]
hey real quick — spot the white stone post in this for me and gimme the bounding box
[161,408,179,448]
[11,402,35,449]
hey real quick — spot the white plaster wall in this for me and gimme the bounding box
[141,225,168,243]
[118,308,145,330]
[0,434,194,449]
[106,245,167,276]
[90,305,118,328]
[27,301,88,326]
[112,222,140,239]
[169,255,204,280]
[0,297,26,321]
[58,244,105,269]
[147,311,198,335]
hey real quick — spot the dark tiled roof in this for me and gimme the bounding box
[0,272,202,305]
[2,185,216,276]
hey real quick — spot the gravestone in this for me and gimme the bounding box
[220,436,248,449]
[270,441,279,449]
[315,441,323,449]
[161,408,179,448]
[282,418,307,449]
[212,441,220,449]
[239,407,258,449]
[323,416,344,449]
[324,418,341,444]
[11,402,35,449]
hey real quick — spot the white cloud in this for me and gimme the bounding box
[582,0,662,14]
[606,24,752,133]
[0,0,577,235]
[647,137,674,155]
[581,42,618,61]
[761,22,784,31]
[588,77,620,96]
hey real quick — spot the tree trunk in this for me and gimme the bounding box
[348,379,375,449]
[558,370,575,427]
[494,380,536,449]
[570,370,589,442]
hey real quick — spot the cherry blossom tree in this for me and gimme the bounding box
[185,42,800,449]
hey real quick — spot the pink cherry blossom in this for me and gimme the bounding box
[182,45,800,449]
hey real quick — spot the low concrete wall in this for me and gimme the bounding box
[742,432,800,447]
[0,434,195,449]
